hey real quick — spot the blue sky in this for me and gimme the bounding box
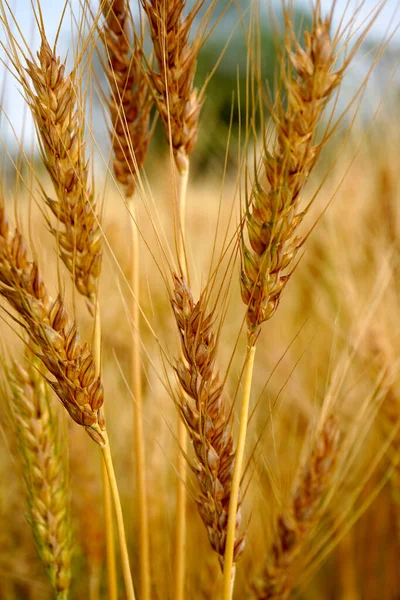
[3,0,398,44]
[0,0,398,150]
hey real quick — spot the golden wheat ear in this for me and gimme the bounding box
[140,0,205,173]
[3,352,72,600]
[0,203,106,445]
[250,415,340,600]
[171,273,246,565]
[139,2,214,596]
[223,2,387,597]
[100,2,154,598]
[101,0,153,197]
[241,9,343,345]
[22,37,102,313]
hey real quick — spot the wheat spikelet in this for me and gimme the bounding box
[0,203,105,446]
[251,415,340,599]
[141,0,202,172]
[102,0,153,197]
[241,10,342,345]
[171,274,245,564]
[24,39,102,312]
[5,354,72,600]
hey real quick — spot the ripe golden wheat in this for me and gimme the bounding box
[0,1,398,599]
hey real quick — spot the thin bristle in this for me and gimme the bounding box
[171,274,246,564]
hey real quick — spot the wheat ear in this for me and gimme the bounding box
[24,39,102,314]
[223,8,344,598]
[250,415,340,599]
[0,204,105,444]
[240,11,343,344]
[102,0,152,196]
[101,2,153,597]
[140,0,202,173]
[171,274,246,565]
[6,354,72,600]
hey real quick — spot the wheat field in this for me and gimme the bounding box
[0,1,399,599]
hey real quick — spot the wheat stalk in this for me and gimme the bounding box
[5,353,72,600]
[69,426,106,600]
[171,273,246,564]
[367,332,400,543]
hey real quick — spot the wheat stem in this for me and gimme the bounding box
[93,303,118,600]
[174,158,189,600]
[102,463,118,600]
[102,440,136,600]
[223,345,256,600]
[129,197,151,600]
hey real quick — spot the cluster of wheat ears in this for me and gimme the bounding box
[0,0,398,598]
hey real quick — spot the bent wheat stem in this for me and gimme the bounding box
[102,440,136,600]
[223,345,256,599]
